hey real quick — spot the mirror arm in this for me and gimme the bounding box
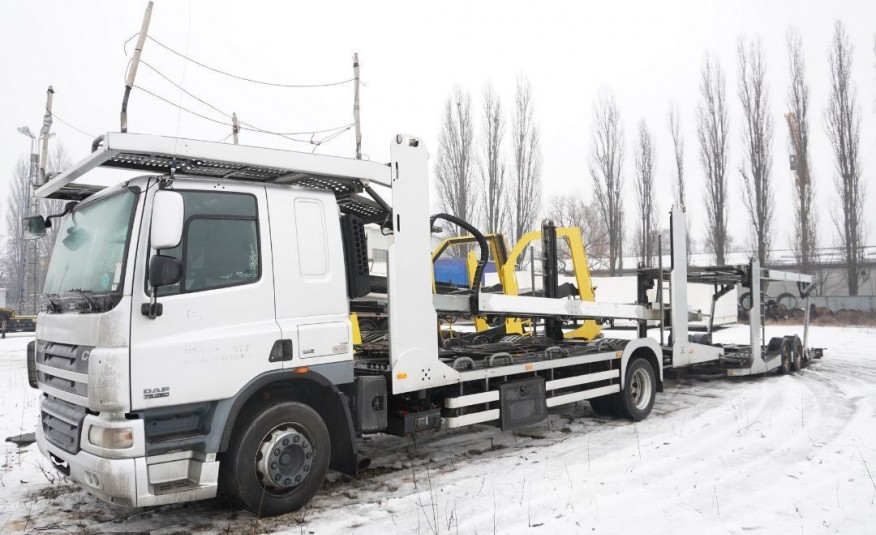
[45,201,77,228]
[140,288,163,319]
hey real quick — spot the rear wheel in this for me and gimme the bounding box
[589,395,618,417]
[618,358,657,421]
[792,335,807,369]
[778,340,792,375]
[788,336,803,372]
[220,401,330,516]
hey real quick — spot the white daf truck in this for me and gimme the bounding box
[24,132,820,516]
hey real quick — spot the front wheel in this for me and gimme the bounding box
[619,358,657,421]
[220,401,330,516]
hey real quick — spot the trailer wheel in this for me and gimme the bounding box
[787,335,803,372]
[778,340,792,375]
[619,358,657,421]
[791,335,806,369]
[220,401,330,516]
[738,292,752,311]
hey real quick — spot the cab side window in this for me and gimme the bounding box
[154,191,259,296]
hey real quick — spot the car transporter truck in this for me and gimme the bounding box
[23,132,821,515]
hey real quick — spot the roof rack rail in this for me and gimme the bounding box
[35,132,393,223]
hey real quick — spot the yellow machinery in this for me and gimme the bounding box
[431,227,601,341]
[500,228,601,340]
[431,233,526,335]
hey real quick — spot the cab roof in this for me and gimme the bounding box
[36,132,391,223]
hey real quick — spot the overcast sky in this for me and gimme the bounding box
[1,0,875,257]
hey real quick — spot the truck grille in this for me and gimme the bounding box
[36,341,90,398]
[41,395,87,454]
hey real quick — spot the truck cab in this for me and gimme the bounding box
[29,133,396,513]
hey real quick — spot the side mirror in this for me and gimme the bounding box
[148,255,183,288]
[23,216,47,239]
[151,191,184,249]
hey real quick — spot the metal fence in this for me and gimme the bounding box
[810,296,876,312]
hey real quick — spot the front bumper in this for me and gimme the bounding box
[36,414,219,507]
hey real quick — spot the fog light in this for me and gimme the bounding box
[88,426,134,449]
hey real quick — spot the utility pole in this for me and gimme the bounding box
[232,112,239,145]
[30,86,55,314]
[121,1,154,133]
[37,86,54,187]
[353,53,361,159]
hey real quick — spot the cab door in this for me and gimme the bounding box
[267,187,352,380]
[129,183,281,410]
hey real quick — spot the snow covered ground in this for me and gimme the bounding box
[1,325,875,534]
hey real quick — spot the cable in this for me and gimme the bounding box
[311,126,353,153]
[134,84,233,128]
[140,61,355,137]
[142,60,232,119]
[135,84,354,148]
[50,113,94,139]
[126,34,354,88]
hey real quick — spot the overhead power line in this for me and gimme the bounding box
[125,33,354,88]
[134,84,354,147]
[140,61,355,136]
[50,112,95,139]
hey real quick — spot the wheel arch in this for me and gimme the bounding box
[620,339,663,393]
[218,370,358,477]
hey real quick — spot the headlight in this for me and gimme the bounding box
[88,426,134,449]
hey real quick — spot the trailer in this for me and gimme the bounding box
[24,132,821,516]
[0,308,37,336]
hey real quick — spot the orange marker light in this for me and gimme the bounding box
[397,373,408,380]
[293,367,309,374]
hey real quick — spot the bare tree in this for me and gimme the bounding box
[786,28,818,275]
[479,84,508,236]
[669,102,694,260]
[737,38,774,265]
[668,103,686,207]
[510,75,542,245]
[825,21,866,296]
[435,87,477,234]
[1,143,72,314]
[590,91,625,275]
[544,194,609,270]
[634,120,658,267]
[697,54,730,264]
[1,157,31,313]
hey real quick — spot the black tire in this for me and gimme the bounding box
[589,395,619,417]
[738,292,752,311]
[220,401,330,516]
[766,337,784,354]
[777,340,792,375]
[618,358,657,421]
[358,318,379,331]
[776,292,798,310]
[791,335,807,368]
[788,335,803,372]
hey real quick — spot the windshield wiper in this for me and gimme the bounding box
[67,289,102,313]
[43,293,62,313]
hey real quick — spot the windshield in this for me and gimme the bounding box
[43,189,138,302]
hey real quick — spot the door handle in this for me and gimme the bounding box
[268,339,294,362]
